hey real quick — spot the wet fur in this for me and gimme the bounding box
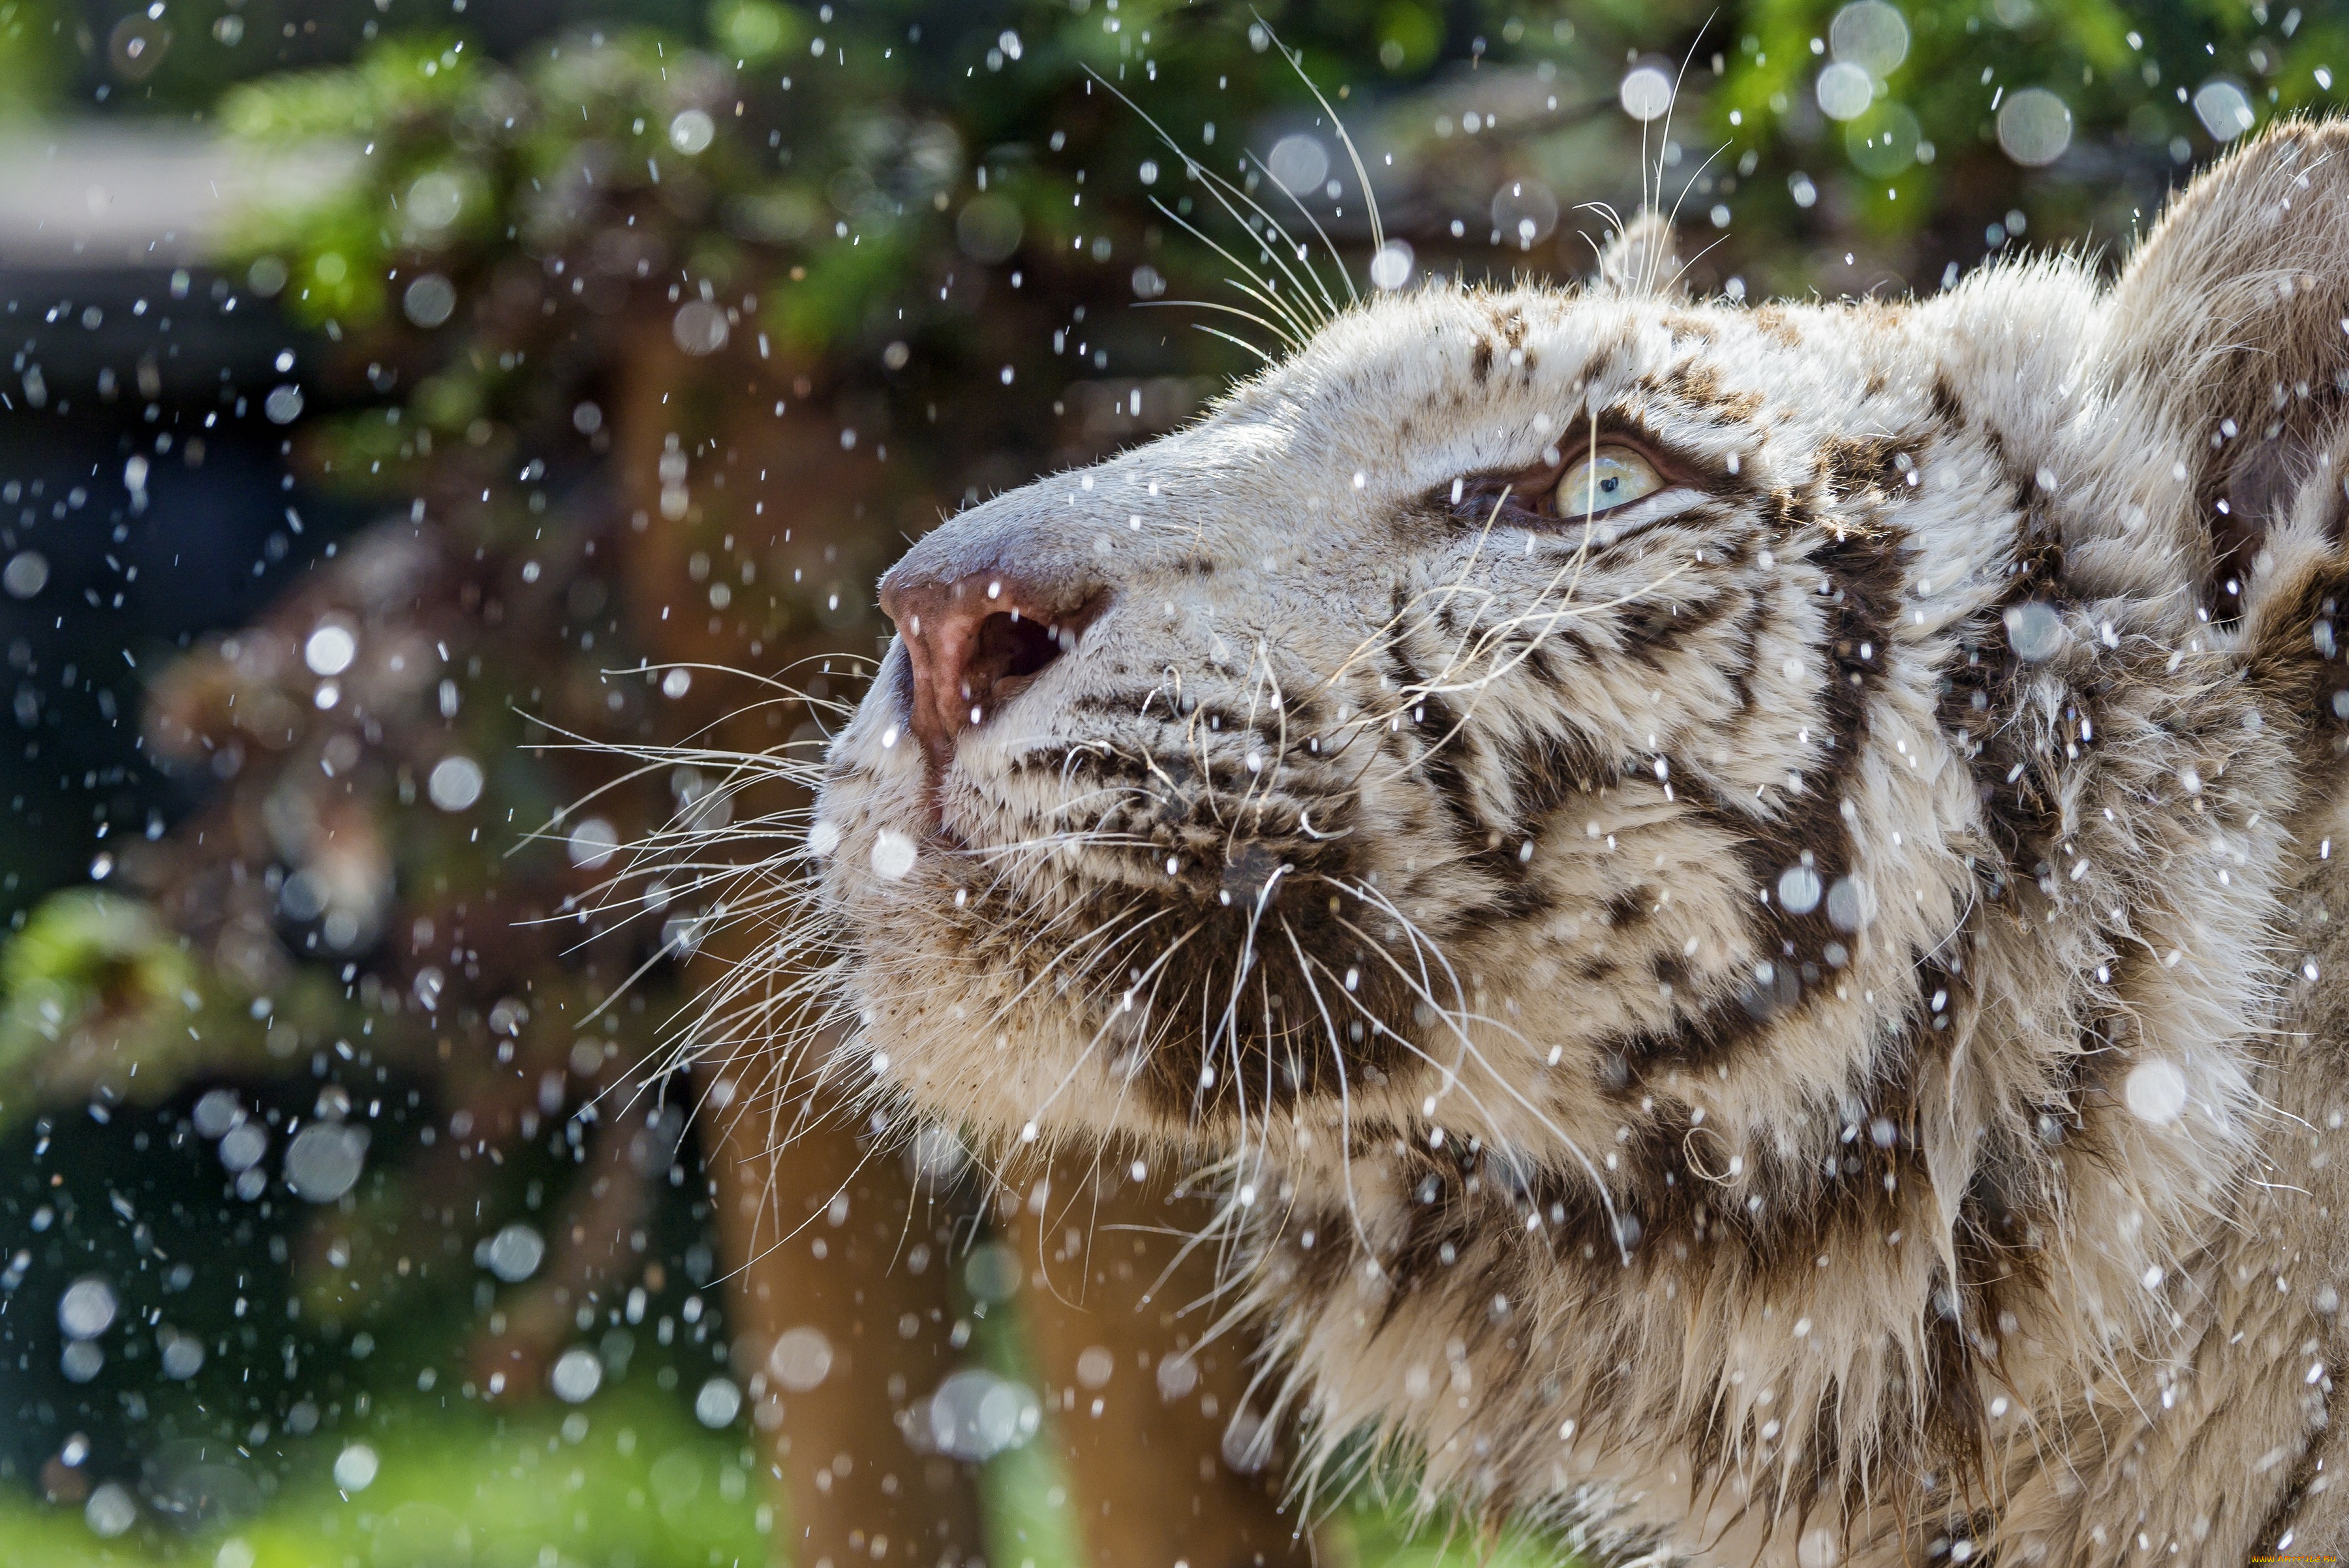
[799,122,2349,1564]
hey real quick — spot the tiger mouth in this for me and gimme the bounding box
[912,743,1435,1117]
[975,857,1428,1116]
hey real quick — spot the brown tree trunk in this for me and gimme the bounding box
[705,1092,987,1568]
[1004,1155,1318,1568]
[609,318,988,1568]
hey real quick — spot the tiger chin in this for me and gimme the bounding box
[801,120,2349,1565]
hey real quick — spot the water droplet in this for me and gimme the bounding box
[1826,875,1873,932]
[1490,178,1558,247]
[566,817,619,869]
[332,1443,379,1492]
[284,1122,368,1203]
[956,196,1023,263]
[406,170,465,230]
[3,550,48,598]
[926,1368,1039,1460]
[1777,865,1824,914]
[694,1376,743,1428]
[1266,133,1328,194]
[1828,1,1909,76]
[219,1121,269,1173]
[58,1276,117,1339]
[481,1222,545,1282]
[2124,1058,2189,1125]
[1815,61,1875,121]
[303,622,356,677]
[767,1326,834,1391]
[193,1088,245,1139]
[1155,1352,1199,1401]
[550,1346,604,1403]
[161,1331,205,1379]
[1996,88,2074,166]
[673,300,730,356]
[1620,64,1674,121]
[403,273,457,329]
[912,1124,966,1183]
[427,755,484,811]
[1220,1407,1274,1473]
[668,108,716,154]
[84,1481,136,1537]
[2193,79,2255,142]
[964,1242,1021,1302]
[870,829,917,880]
[2002,601,2065,662]
[106,14,170,81]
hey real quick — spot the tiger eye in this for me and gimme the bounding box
[1554,446,1664,517]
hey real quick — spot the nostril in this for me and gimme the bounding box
[883,570,1100,765]
[974,611,1063,690]
[954,609,1069,726]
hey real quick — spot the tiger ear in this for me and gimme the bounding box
[1595,211,1682,296]
[2099,119,2349,605]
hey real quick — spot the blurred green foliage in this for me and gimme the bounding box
[0,1388,770,1567]
[1717,0,2345,285]
[0,0,70,119]
[0,893,201,1110]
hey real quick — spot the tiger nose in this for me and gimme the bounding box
[878,568,1099,767]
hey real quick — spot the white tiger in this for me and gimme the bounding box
[786,120,2349,1563]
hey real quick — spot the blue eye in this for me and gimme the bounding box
[1554,446,1664,517]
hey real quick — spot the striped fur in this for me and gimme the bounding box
[805,121,2349,1563]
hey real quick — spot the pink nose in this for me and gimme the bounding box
[878,569,1098,767]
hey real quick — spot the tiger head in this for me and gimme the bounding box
[805,121,2349,1404]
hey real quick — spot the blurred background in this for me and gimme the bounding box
[0,1,2337,1565]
